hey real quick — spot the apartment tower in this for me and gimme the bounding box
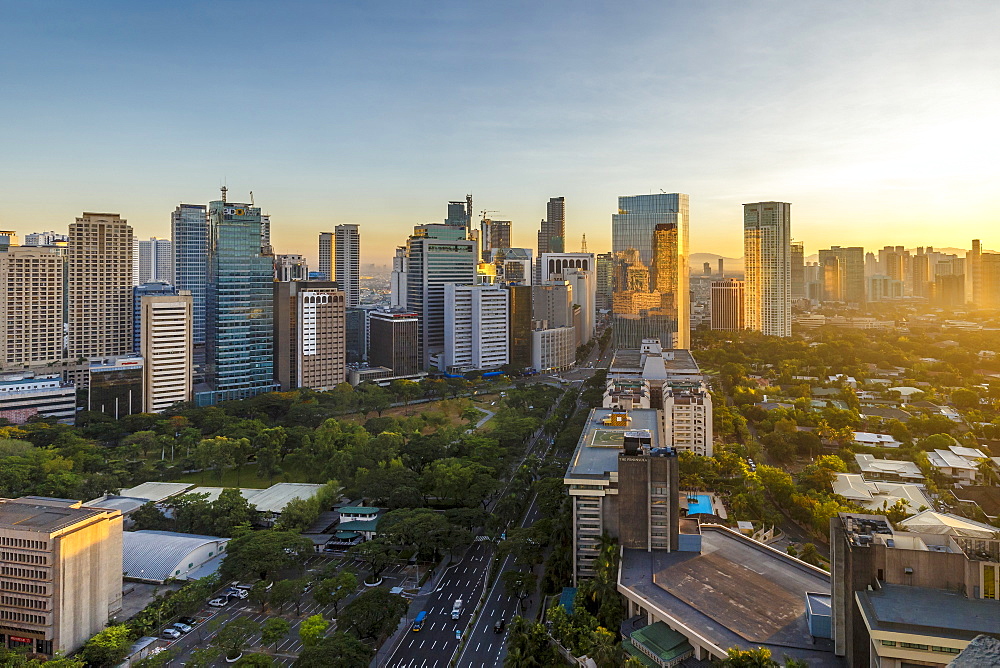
[0,247,65,371]
[140,292,193,412]
[318,232,334,281]
[334,224,361,307]
[710,278,745,331]
[136,237,173,284]
[67,213,134,361]
[743,202,791,337]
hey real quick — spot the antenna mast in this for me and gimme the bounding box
[221,185,228,203]
[581,234,588,253]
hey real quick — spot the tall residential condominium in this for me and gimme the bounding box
[968,239,1000,309]
[0,246,65,370]
[538,196,566,255]
[136,237,173,284]
[818,246,865,304]
[140,292,193,412]
[0,497,123,657]
[273,281,346,391]
[67,213,134,360]
[334,224,361,307]
[404,224,477,368]
[790,241,805,301]
[710,279,745,331]
[274,254,309,282]
[442,284,509,373]
[133,281,178,353]
[318,232,334,280]
[171,203,209,345]
[22,231,68,247]
[743,201,791,337]
[611,193,690,349]
[368,310,420,376]
[199,198,276,405]
[480,219,512,261]
[878,245,908,284]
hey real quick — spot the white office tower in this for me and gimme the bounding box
[140,292,193,412]
[540,252,596,344]
[334,224,361,307]
[137,237,174,284]
[442,284,509,374]
[390,246,407,308]
[743,202,792,337]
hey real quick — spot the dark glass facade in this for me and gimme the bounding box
[368,311,420,376]
[171,204,208,344]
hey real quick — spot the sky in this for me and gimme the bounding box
[2,1,999,266]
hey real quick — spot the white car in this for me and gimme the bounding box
[161,628,181,640]
[172,622,192,634]
[208,598,227,607]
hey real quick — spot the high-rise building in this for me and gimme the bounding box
[133,281,178,353]
[23,231,68,247]
[334,224,361,307]
[0,231,18,251]
[878,246,908,284]
[140,291,193,412]
[446,196,473,230]
[538,196,565,255]
[867,275,904,301]
[274,254,309,282]
[491,247,533,285]
[87,355,143,418]
[68,213,134,361]
[260,214,271,255]
[0,246,65,370]
[821,254,844,302]
[531,325,576,373]
[911,251,931,298]
[541,253,596,344]
[710,279,744,331]
[199,198,276,405]
[818,246,865,304]
[0,497,123,657]
[136,237,173,285]
[533,281,575,330]
[611,193,690,349]
[968,239,1000,309]
[389,246,407,308]
[506,284,533,371]
[480,219,512,261]
[790,241,805,301]
[404,224,477,368]
[171,204,209,345]
[596,252,614,310]
[318,232,334,281]
[662,383,714,456]
[274,281,346,391]
[743,202,791,337]
[368,310,420,377]
[442,284,509,373]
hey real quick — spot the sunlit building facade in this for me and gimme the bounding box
[611,193,690,349]
[743,202,791,337]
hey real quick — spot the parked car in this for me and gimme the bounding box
[161,628,181,640]
[178,616,197,625]
[225,588,248,599]
[208,598,227,607]
[172,622,192,634]
[494,618,506,633]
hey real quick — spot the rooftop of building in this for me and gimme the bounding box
[122,530,229,582]
[609,346,701,379]
[832,474,932,513]
[854,453,923,478]
[115,482,194,504]
[247,483,326,514]
[896,510,1000,539]
[619,525,838,666]
[856,584,1000,640]
[565,408,661,480]
[0,497,117,533]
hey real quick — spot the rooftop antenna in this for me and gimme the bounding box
[250,190,254,206]
[581,234,588,253]
[221,185,228,203]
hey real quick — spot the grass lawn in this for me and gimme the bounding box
[173,462,315,488]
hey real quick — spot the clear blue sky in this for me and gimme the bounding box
[2,1,998,265]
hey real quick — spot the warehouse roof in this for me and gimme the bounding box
[123,530,229,582]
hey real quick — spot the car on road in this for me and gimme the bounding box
[161,628,181,640]
[172,622,192,634]
[451,599,463,619]
[208,598,227,607]
[455,629,462,640]
[494,618,506,633]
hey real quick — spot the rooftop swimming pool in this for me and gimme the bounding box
[686,494,713,515]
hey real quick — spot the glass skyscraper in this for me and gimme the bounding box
[198,199,276,405]
[171,204,209,344]
[611,193,690,349]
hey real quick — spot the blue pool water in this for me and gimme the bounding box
[687,494,712,515]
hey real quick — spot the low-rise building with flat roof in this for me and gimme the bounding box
[832,474,932,515]
[0,373,75,424]
[618,525,838,665]
[0,497,123,657]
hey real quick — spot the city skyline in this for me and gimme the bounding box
[2,2,999,264]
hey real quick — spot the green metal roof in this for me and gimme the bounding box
[340,506,379,514]
[630,622,693,663]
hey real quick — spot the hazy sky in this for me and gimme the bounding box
[2,1,998,266]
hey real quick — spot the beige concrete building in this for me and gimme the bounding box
[0,497,123,657]
[68,213,134,361]
[0,246,65,371]
[531,325,575,373]
[274,281,346,391]
[140,292,193,413]
[744,202,792,337]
